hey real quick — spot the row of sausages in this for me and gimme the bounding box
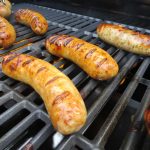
[0,7,150,55]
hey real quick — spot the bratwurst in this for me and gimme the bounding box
[2,53,87,135]
[15,9,48,35]
[45,34,119,80]
[97,23,150,56]
[0,16,16,48]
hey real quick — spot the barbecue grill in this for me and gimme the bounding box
[0,1,150,150]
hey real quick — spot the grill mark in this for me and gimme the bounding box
[0,32,8,40]
[61,35,72,41]
[55,40,62,46]
[16,9,25,17]
[0,25,6,28]
[52,91,70,106]
[52,35,73,47]
[75,43,84,50]
[9,64,16,71]
[64,115,72,125]
[31,16,39,25]
[85,48,96,59]
[22,59,33,67]
[96,58,107,68]
[19,9,24,13]
[64,37,73,46]
[27,11,33,18]
[49,35,60,44]
[55,36,68,46]
[37,67,46,74]
[2,53,20,65]
[16,55,22,68]
[33,20,41,28]
[45,76,61,87]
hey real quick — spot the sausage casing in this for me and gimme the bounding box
[97,23,150,56]
[0,16,16,48]
[2,53,87,135]
[45,34,119,80]
[15,9,48,35]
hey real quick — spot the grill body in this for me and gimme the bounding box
[0,3,149,150]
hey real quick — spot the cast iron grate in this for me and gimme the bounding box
[0,3,150,150]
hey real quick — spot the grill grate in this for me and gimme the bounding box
[0,3,150,150]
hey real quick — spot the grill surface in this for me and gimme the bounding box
[0,3,150,150]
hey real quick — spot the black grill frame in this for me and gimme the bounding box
[0,3,150,150]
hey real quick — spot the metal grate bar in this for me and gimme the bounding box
[80,79,98,99]
[120,87,150,150]
[72,71,87,85]
[75,134,99,150]
[75,21,101,31]
[0,101,35,125]
[0,91,22,106]
[0,101,36,149]
[94,58,150,147]
[62,64,76,75]
[31,123,53,149]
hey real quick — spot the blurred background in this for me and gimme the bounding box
[11,0,150,28]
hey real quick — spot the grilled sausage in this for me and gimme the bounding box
[144,105,150,135]
[15,9,48,35]
[0,0,11,18]
[0,16,16,48]
[45,34,119,80]
[2,53,87,135]
[97,23,150,56]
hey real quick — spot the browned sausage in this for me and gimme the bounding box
[97,23,150,56]
[15,9,48,35]
[0,16,16,48]
[0,0,11,18]
[2,53,87,135]
[45,34,119,80]
[144,105,150,135]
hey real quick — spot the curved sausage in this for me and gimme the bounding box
[0,16,16,48]
[2,53,87,135]
[15,9,48,35]
[97,23,150,56]
[45,34,119,80]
